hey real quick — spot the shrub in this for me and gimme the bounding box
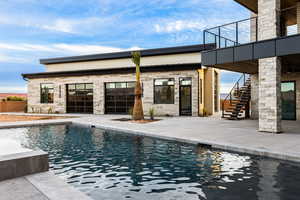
[128,107,133,116]
[149,108,155,120]
[48,107,53,114]
[6,96,25,101]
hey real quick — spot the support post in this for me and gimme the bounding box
[257,0,282,133]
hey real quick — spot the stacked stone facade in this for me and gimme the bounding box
[257,0,282,133]
[250,74,259,120]
[27,70,200,116]
[258,57,282,132]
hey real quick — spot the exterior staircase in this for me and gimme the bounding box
[222,74,251,120]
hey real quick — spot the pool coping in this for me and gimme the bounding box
[0,150,49,181]
[25,171,93,200]
[0,119,73,129]
[73,121,300,163]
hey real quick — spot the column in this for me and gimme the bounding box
[250,74,259,119]
[258,57,282,132]
[258,0,282,133]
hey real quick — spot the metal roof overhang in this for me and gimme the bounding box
[234,0,257,13]
[234,0,298,13]
[22,63,201,79]
[202,34,300,74]
[40,44,215,65]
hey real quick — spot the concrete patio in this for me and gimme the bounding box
[0,172,92,200]
[72,115,300,162]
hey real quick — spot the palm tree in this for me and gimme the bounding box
[131,51,144,120]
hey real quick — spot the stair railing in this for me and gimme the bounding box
[222,73,249,118]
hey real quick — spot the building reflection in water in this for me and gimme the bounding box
[4,124,300,200]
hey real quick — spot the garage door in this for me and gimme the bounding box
[105,82,135,114]
[67,83,93,114]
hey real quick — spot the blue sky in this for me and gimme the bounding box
[0,0,250,93]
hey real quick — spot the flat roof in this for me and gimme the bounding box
[40,44,215,65]
[22,63,201,79]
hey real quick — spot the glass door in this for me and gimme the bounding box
[179,78,192,116]
[281,81,296,120]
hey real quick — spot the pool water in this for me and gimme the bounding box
[4,125,300,200]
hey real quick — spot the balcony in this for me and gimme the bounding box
[201,7,300,74]
[203,17,258,49]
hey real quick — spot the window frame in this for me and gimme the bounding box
[40,83,54,104]
[66,83,94,114]
[153,78,175,104]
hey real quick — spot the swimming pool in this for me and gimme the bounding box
[2,124,300,199]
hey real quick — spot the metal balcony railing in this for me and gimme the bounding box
[203,17,258,49]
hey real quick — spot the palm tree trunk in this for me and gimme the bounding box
[132,81,144,120]
[131,51,144,120]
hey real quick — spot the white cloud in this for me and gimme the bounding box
[0,42,142,56]
[0,13,114,35]
[0,42,142,64]
[154,17,239,34]
[220,83,235,94]
[0,53,29,63]
[155,20,204,33]
[42,19,76,33]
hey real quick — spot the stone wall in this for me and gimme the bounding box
[257,0,282,133]
[250,72,300,121]
[258,57,282,133]
[250,74,259,119]
[27,70,200,116]
[257,0,281,40]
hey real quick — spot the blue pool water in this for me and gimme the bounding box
[4,125,300,200]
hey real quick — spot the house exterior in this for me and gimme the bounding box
[202,0,300,133]
[22,44,220,117]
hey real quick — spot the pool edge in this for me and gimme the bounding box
[0,150,49,181]
[72,121,300,164]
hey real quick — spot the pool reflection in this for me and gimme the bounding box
[13,125,300,200]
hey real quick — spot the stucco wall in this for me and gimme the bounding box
[27,70,202,116]
[203,68,220,115]
[45,53,202,72]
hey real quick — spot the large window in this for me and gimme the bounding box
[154,78,175,104]
[40,83,54,104]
